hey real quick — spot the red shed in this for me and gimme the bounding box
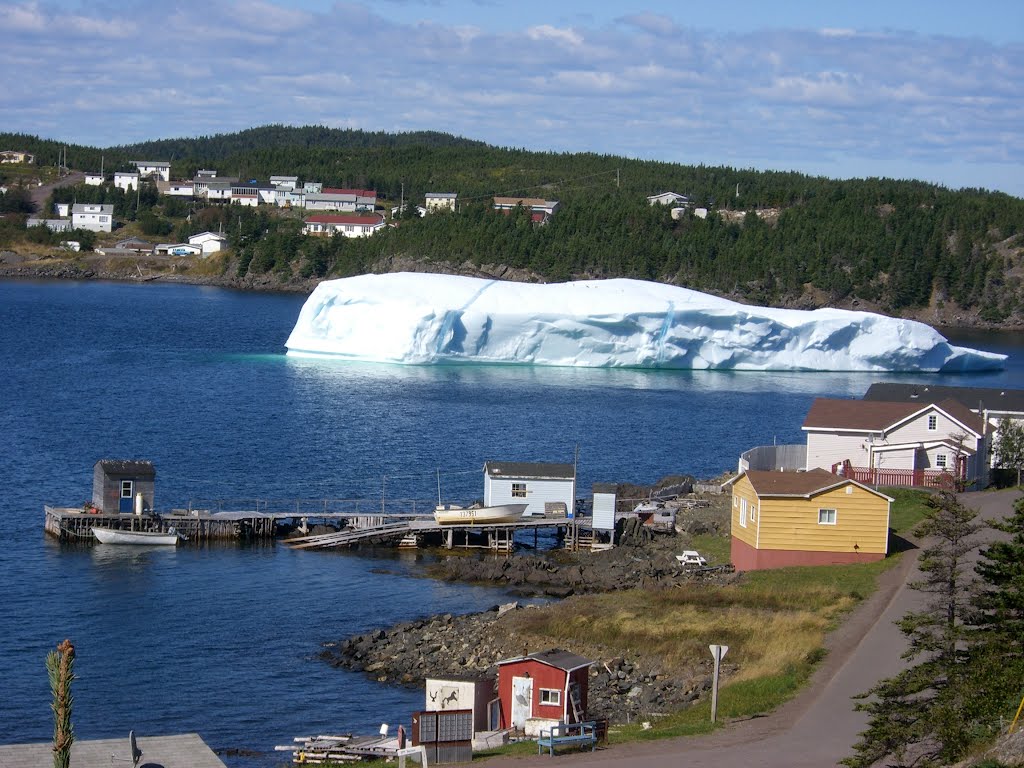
[496,648,593,730]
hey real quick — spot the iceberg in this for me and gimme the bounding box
[284,273,1006,372]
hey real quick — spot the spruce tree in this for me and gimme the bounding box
[46,639,75,768]
[844,492,982,768]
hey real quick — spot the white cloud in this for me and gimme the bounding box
[0,1,1020,195]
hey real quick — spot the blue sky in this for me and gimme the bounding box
[2,0,1022,196]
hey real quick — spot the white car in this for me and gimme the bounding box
[675,550,708,567]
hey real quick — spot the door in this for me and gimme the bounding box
[119,480,134,513]
[511,676,533,729]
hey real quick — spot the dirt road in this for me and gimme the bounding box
[29,171,83,212]
[495,488,1022,768]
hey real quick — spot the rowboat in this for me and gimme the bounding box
[432,503,528,525]
[92,527,181,546]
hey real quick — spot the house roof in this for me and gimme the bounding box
[426,192,458,198]
[322,187,376,197]
[131,160,171,167]
[188,231,227,242]
[863,382,1024,414]
[498,647,593,672]
[72,203,114,214]
[802,397,984,435]
[304,214,384,225]
[738,468,893,501]
[493,197,554,207]
[95,459,155,477]
[484,461,576,480]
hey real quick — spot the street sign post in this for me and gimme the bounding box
[709,644,729,723]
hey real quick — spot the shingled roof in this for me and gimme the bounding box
[802,397,984,435]
[735,468,893,501]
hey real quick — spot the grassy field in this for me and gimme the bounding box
[483,489,933,749]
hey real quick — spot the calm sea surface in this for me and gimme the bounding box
[1,280,1020,766]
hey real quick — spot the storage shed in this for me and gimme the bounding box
[424,677,494,735]
[727,468,892,571]
[92,460,155,514]
[496,648,592,733]
[483,462,576,517]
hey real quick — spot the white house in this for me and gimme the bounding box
[802,397,989,489]
[27,217,72,232]
[188,231,227,254]
[153,243,202,256]
[230,182,260,207]
[157,180,194,198]
[205,180,234,201]
[269,175,298,190]
[84,173,104,186]
[483,461,576,517]
[647,191,691,206]
[114,171,140,191]
[301,214,386,237]
[71,203,114,232]
[305,188,376,212]
[131,161,171,182]
[1,150,34,164]
[425,192,457,213]
[492,197,560,220]
[54,202,70,217]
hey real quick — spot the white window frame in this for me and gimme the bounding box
[739,498,748,527]
[818,508,837,525]
[750,504,757,522]
[511,482,527,499]
[539,688,560,706]
[120,480,134,499]
[927,414,937,431]
[936,453,947,468]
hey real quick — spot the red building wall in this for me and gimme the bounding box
[731,536,885,571]
[498,659,589,728]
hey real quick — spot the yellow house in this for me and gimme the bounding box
[727,468,893,571]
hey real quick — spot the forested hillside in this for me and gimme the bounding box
[2,125,1022,323]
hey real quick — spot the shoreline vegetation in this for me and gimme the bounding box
[319,488,932,755]
[1,249,1022,332]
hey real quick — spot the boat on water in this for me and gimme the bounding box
[432,503,528,525]
[91,526,181,546]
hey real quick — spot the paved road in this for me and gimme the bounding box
[495,488,1022,768]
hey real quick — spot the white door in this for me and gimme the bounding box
[511,676,533,728]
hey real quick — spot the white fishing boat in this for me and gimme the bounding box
[92,526,181,546]
[432,503,528,525]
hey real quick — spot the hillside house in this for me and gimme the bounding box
[802,397,989,489]
[188,231,227,254]
[647,191,691,206]
[301,214,385,237]
[26,217,72,232]
[115,237,153,253]
[863,382,1024,467]
[84,172,104,186]
[131,160,171,181]
[269,175,298,190]
[71,203,114,232]
[0,150,34,164]
[54,202,70,217]
[305,188,376,212]
[483,461,576,517]
[425,192,457,213]
[204,180,234,201]
[157,180,195,197]
[727,468,892,570]
[493,197,559,222]
[496,649,592,733]
[114,171,140,191]
[154,243,202,256]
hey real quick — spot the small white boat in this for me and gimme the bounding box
[432,503,528,525]
[92,527,181,546]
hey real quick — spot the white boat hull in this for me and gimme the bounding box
[433,503,528,525]
[92,527,180,546]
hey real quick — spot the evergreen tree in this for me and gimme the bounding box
[995,417,1024,487]
[46,639,75,768]
[844,492,983,768]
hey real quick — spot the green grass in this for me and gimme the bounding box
[887,488,933,533]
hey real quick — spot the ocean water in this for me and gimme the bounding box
[0,279,1019,766]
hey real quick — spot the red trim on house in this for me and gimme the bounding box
[730,536,884,571]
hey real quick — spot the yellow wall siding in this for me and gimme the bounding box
[757,485,889,554]
[730,477,758,548]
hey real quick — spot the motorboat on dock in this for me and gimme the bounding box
[91,526,181,546]
[432,503,528,525]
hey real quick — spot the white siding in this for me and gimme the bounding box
[805,431,867,471]
[592,492,615,531]
[484,476,575,516]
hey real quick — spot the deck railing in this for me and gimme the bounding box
[842,466,960,489]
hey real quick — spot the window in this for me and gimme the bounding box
[818,508,837,525]
[750,505,757,522]
[511,482,527,498]
[539,689,561,706]
[120,480,133,499]
[927,414,937,431]
[936,454,947,468]
[739,498,748,527]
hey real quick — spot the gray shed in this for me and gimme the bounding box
[92,460,155,514]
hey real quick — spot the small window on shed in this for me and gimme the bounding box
[818,508,837,525]
[540,689,561,706]
[511,483,527,498]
